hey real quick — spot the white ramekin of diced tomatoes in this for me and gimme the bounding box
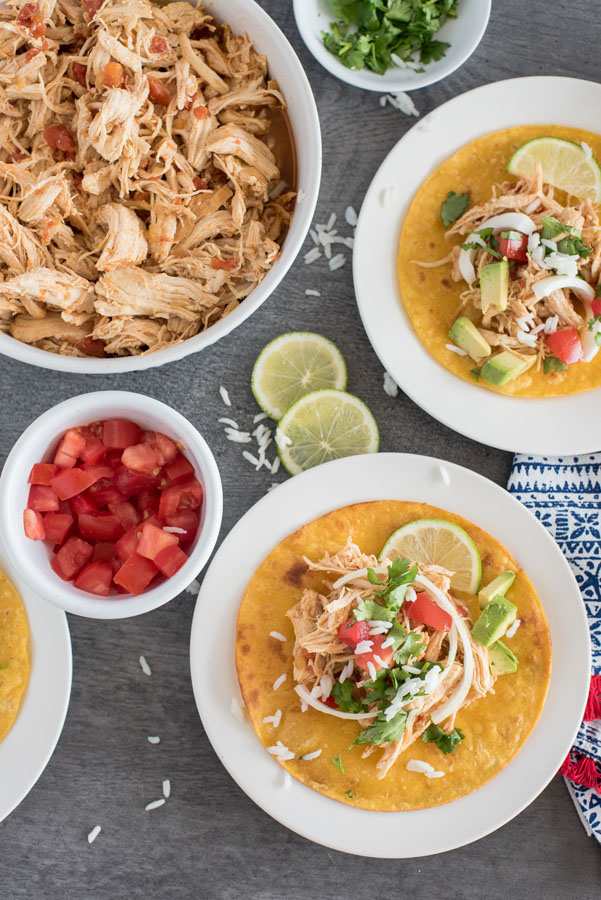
[0,391,222,619]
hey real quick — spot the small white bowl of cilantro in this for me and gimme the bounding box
[293,0,491,93]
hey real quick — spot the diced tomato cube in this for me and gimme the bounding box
[137,489,159,519]
[147,77,171,106]
[113,553,158,594]
[154,544,188,577]
[336,619,370,649]
[150,36,169,53]
[42,512,73,544]
[114,524,141,563]
[74,560,113,596]
[591,297,601,318]
[108,500,140,529]
[68,493,98,516]
[28,462,59,485]
[54,428,86,467]
[121,443,162,475]
[113,465,158,498]
[24,508,45,540]
[93,541,115,562]
[51,536,93,581]
[158,478,203,520]
[163,511,199,542]
[324,695,339,709]
[141,431,177,465]
[164,452,194,485]
[79,431,106,465]
[51,466,100,500]
[106,449,124,469]
[102,419,142,450]
[137,522,178,561]
[44,123,76,155]
[85,479,124,508]
[81,463,113,481]
[28,484,59,512]
[406,593,452,632]
[103,61,124,88]
[78,514,125,542]
[546,328,584,365]
[72,61,87,87]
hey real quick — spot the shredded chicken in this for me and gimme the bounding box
[0,0,294,357]
[287,538,499,780]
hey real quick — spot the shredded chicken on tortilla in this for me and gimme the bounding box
[286,539,495,779]
[0,0,294,357]
[416,163,601,370]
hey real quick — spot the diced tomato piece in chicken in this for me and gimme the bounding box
[546,328,584,365]
[591,295,601,318]
[355,634,395,675]
[24,509,45,540]
[336,618,370,649]
[121,442,162,475]
[103,61,124,88]
[154,544,188,577]
[323,695,339,709]
[405,592,452,632]
[137,522,178,561]
[163,452,194,485]
[28,484,59,512]
[210,258,236,270]
[51,536,93,581]
[54,428,86,467]
[102,419,142,450]
[497,231,528,263]
[71,61,87,87]
[76,335,106,357]
[192,105,208,120]
[28,462,59,485]
[17,2,45,36]
[193,176,208,191]
[150,36,169,53]
[42,512,73,544]
[147,77,171,106]
[113,553,158,594]
[74,560,113,596]
[78,513,125,542]
[81,0,103,19]
[158,478,203,519]
[44,124,76,155]
[51,466,100,500]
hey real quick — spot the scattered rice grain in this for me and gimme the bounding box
[219,386,231,406]
[145,799,166,811]
[139,656,151,677]
[87,826,101,845]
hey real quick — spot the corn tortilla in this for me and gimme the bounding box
[0,569,30,743]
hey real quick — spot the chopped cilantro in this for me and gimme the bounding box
[351,708,408,746]
[393,629,427,665]
[541,216,592,258]
[0,663,7,670]
[321,1,457,76]
[345,789,357,799]
[470,368,481,380]
[422,724,465,754]
[543,355,569,374]
[441,190,470,228]
[595,284,601,300]
[354,596,397,623]
[332,679,364,713]
[460,226,502,260]
[331,752,345,773]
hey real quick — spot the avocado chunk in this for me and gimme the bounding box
[471,595,517,648]
[480,350,534,386]
[478,571,516,609]
[488,640,518,675]
[449,317,491,364]
[480,260,509,312]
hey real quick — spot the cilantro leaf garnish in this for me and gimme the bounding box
[541,216,592,258]
[441,190,470,228]
[351,708,408,746]
[330,752,345,773]
[393,630,427,665]
[470,368,481,380]
[345,789,357,798]
[543,355,569,374]
[321,1,457,76]
[355,558,418,624]
[422,724,465,754]
[353,596,397,623]
[332,680,365,713]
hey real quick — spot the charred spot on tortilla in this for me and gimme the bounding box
[283,559,308,587]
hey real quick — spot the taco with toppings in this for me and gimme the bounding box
[236,501,551,811]
[0,569,30,742]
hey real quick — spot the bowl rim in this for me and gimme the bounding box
[292,0,491,93]
[0,391,223,619]
[0,0,322,374]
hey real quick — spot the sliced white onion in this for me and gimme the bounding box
[532,275,594,303]
[293,684,376,720]
[581,301,601,362]
[332,564,389,590]
[457,213,537,285]
[413,574,474,725]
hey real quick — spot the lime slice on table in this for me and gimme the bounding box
[276,389,378,476]
[252,332,347,420]
[379,518,482,594]
[507,137,601,203]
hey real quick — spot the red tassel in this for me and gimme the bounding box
[560,751,601,793]
[583,674,601,721]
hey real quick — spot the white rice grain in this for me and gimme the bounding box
[147,736,161,744]
[338,659,354,684]
[326,212,336,230]
[304,247,322,265]
[380,186,395,208]
[354,640,373,654]
[445,343,468,356]
[329,253,346,271]
[219,386,231,406]
[145,799,166,811]
[275,428,292,450]
[273,673,287,691]
[282,771,292,788]
[270,456,281,475]
[163,526,186,534]
[305,288,321,297]
[253,412,268,423]
[226,428,252,443]
[139,656,151,677]
[383,371,399,397]
[230,696,246,722]
[185,579,201,596]
[345,206,358,227]
[87,826,101,845]
[438,466,450,486]
[367,661,377,681]
[300,749,322,761]
[297,189,307,204]
[242,450,260,467]
[263,709,282,727]
[505,618,521,639]
[269,631,287,642]
[163,779,171,799]
[218,417,239,428]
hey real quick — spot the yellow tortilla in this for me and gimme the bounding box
[236,501,551,811]
[398,124,601,397]
[0,569,30,743]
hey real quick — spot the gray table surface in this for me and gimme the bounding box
[1,0,600,896]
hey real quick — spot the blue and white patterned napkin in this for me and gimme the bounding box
[508,454,601,844]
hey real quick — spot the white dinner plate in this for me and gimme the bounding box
[190,453,590,857]
[293,0,490,93]
[353,77,601,455]
[0,546,72,823]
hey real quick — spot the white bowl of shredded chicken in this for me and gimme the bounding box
[0,0,321,372]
